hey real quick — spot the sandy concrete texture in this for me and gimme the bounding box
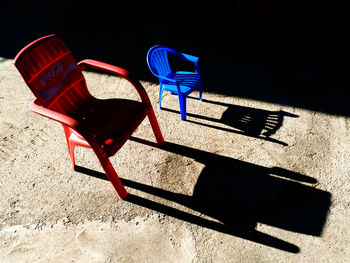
[1,57,350,262]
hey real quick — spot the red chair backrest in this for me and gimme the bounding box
[14,35,91,114]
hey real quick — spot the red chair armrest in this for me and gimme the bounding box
[78,59,152,107]
[29,99,79,128]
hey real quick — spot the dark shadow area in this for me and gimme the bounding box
[162,96,299,146]
[1,1,349,116]
[75,139,330,253]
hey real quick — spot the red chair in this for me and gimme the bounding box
[14,35,164,200]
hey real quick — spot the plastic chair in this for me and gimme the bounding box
[14,35,164,200]
[147,45,202,120]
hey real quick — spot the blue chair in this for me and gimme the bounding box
[147,45,202,120]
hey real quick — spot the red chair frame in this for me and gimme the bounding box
[14,35,164,199]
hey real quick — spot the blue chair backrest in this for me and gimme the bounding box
[147,45,174,77]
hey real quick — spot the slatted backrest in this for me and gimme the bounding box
[147,45,172,77]
[14,35,91,114]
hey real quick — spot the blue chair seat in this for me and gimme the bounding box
[147,45,202,120]
[163,72,201,95]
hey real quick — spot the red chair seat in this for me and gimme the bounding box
[75,98,148,156]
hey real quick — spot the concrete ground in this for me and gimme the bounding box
[1,49,350,262]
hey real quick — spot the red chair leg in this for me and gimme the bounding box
[147,107,164,145]
[63,125,76,170]
[67,142,76,170]
[64,125,92,171]
[95,153,128,199]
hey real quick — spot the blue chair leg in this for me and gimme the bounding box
[199,81,203,101]
[178,94,187,120]
[159,84,164,109]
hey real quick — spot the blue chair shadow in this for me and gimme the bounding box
[162,96,299,146]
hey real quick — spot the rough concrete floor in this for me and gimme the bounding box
[0,57,349,262]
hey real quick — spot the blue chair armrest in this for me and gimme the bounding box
[158,75,178,84]
[174,51,199,73]
[180,53,199,64]
[168,47,198,64]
